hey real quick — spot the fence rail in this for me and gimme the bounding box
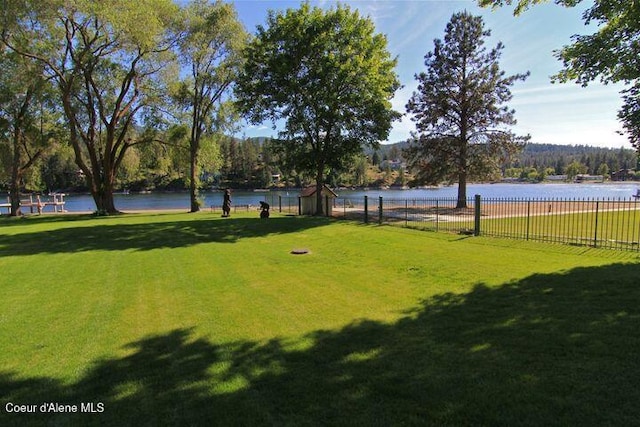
[478,197,640,251]
[261,194,640,251]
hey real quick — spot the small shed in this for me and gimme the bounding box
[299,184,338,216]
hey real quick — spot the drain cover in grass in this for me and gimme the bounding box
[291,248,310,255]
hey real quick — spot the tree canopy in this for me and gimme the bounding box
[0,50,61,215]
[479,0,640,151]
[176,0,247,212]
[405,11,529,208]
[235,3,401,214]
[1,0,180,214]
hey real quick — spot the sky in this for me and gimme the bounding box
[230,0,631,149]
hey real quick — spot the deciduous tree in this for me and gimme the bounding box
[176,0,246,212]
[1,0,179,214]
[0,51,61,215]
[236,3,400,214]
[565,159,588,181]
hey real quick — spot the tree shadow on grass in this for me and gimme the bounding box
[0,214,97,228]
[0,215,332,257]
[2,263,639,426]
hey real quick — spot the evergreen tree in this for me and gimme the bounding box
[405,12,529,208]
[371,151,381,166]
[555,156,566,174]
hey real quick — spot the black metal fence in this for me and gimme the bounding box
[333,195,478,234]
[477,197,640,251]
[266,194,640,252]
[355,195,640,251]
[263,194,300,214]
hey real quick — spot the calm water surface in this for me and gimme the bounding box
[53,183,640,212]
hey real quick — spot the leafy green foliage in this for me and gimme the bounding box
[1,0,181,213]
[619,84,640,150]
[0,49,63,214]
[176,0,247,212]
[236,3,400,213]
[479,0,640,151]
[565,159,588,180]
[405,12,528,207]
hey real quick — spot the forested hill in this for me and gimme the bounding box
[374,142,638,175]
[518,143,637,170]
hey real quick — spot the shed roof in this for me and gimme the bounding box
[300,184,338,198]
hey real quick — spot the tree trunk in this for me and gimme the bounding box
[457,170,468,209]
[315,169,324,216]
[458,120,468,209]
[189,93,202,214]
[9,132,22,217]
[9,183,22,217]
[90,176,119,215]
[190,142,200,213]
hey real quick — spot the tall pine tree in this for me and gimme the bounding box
[405,12,529,208]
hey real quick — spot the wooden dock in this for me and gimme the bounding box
[1,193,66,214]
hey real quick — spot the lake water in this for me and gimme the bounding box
[47,182,640,212]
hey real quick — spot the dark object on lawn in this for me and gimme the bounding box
[291,248,310,255]
[259,201,270,219]
[222,189,232,217]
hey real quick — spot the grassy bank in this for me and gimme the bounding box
[1,212,639,425]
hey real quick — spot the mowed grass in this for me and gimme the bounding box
[1,212,639,426]
[481,209,640,248]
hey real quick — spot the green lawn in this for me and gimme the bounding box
[1,212,639,426]
[481,209,640,249]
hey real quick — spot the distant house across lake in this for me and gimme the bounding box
[575,174,604,183]
[611,169,636,181]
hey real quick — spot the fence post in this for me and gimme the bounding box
[378,196,383,224]
[364,196,368,224]
[405,199,408,227]
[526,200,531,241]
[593,200,600,248]
[474,194,481,236]
[278,195,282,213]
[298,196,301,216]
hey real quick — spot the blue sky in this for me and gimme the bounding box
[231,0,630,149]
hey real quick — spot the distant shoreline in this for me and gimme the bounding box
[4,179,638,199]
[5,180,640,198]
